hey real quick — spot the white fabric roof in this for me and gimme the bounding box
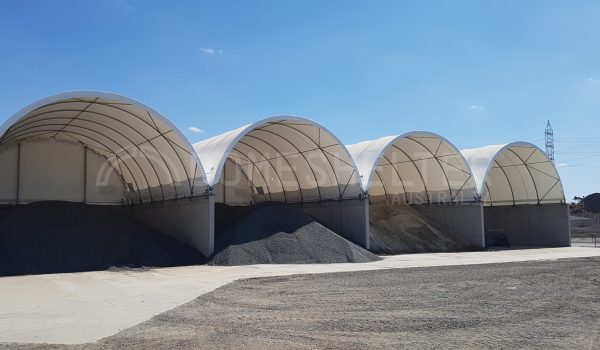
[461,142,565,206]
[347,132,477,204]
[0,91,207,203]
[193,116,362,202]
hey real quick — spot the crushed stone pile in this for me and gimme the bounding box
[369,203,462,254]
[209,204,380,265]
[0,201,205,276]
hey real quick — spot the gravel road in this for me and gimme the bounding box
[4,257,600,349]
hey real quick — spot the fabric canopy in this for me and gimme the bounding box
[193,116,362,203]
[0,91,207,204]
[347,132,477,204]
[461,142,565,206]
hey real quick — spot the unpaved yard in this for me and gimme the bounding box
[3,257,600,349]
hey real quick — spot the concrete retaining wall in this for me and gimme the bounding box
[300,198,369,248]
[484,203,570,247]
[125,196,214,256]
[413,203,485,248]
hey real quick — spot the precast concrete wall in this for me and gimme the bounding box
[300,198,369,248]
[413,203,485,248]
[126,196,214,256]
[484,203,570,247]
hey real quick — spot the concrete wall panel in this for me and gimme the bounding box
[484,203,570,247]
[300,199,369,248]
[126,196,214,256]
[413,204,485,248]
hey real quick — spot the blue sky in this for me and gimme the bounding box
[1,0,599,200]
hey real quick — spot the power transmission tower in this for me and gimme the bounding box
[545,120,555,164]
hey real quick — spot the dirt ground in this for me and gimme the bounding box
[3,257,600,349]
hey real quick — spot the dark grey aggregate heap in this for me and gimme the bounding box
[209,204,380,265]
[0,201,204,276]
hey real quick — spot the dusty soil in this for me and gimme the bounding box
[4,257,600,349]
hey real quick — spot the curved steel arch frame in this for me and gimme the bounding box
[193,116,363,202]
[0,91,214,256]
[0,91,208,202]
[461,142,565,206]
[461,142,570,248]
[348,131,478,204]
[194,116,368,248]
[348,132,485,250]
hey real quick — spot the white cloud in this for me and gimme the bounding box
[556,163,568,167]
[200,48,223,55]
[468,104,484,111]
[588,77,600,83]
[188,126,204,133]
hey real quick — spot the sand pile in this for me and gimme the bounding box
[0,201,204,276]
[369,203,462,254]
[209,204,380,265]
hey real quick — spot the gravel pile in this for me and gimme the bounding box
[369,203,462,254]
[0,201,204,276]
[209,204,380,265]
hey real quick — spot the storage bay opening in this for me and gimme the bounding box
[193,116,368,251]
[348,132,483,253]
[462,142,570,247]
[0,92,213,260]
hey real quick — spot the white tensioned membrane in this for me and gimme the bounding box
[347,132,478,204]
[193,116,362,204]
[462,143,565,206]
[0,91,207,204]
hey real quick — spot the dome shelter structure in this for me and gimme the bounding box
[348,132,484,252]
[194,116,368,247]
[0,91,213,255]
[0,92,572,258]
[462,142,569,247]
